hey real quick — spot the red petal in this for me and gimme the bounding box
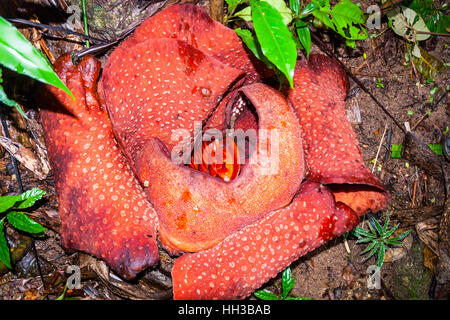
[100,38,243,159]
[39,55,159,280]
[288,54,389,214]
[171,181,359,299]
[135,83,305,253]
[121,3,267,83]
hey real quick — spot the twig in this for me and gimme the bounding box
[310,32,406,134]
[7,18,106,44]
[372,124,388,173]
[411,109,430,131]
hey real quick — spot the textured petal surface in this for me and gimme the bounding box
[39,54,159,280]
[287,54,389,213]
[121,3,267,83]
[172,181,359,300]
[100,38,243,162]
[136,83,305,253]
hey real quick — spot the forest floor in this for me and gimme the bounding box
[0,0,448,300]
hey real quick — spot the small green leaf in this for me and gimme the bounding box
[0,195,19,213]
[353,227,376,239]
[295,20,311,58]
[0,16,73,100]
[391,229,411,241]
[0,217,11,269]
[6,211,46,234]
[355,238,373,244]
[382,223,399,239]
[235,28,264,61]
[384,238,404,245]
[360,240,378,255]
[376,242,386,268]
[235,0,293,25]
[282,267,295,298]
[16,188,46,209]
[428,144,443,156]
[250,0,297,88]
[289,0,300,15]
[254,290,280,300]
[362,241,380,261]
[372,216,384,235]
[300,2,319,16]
[391,144,403,158]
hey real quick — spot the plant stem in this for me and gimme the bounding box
[81,0,89,48]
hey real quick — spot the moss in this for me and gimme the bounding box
[391,237,432,300]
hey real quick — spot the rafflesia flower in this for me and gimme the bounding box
[39,4,389,299]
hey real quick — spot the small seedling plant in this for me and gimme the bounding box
[352,213,410,272]
[254,267,311,300]
[0,188,47,269]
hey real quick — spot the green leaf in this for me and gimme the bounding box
[382,223,399,239]
[428,144,443,156]
[384,238,404,245]
[362,241,380,261]
[235,0,293,25]
[360,240,378,255]
[300,2,319,16]
[250,0,297,88]
[391,229,411,241]
[0,195,19,213]
[289,0,300,15]
[311,0,368,42]
[330,0,367,39]
[355,238,373,244]
[226,0,246,15]
[0,217,11,269]
[235,28,264,61]
[353,227,376,239]
[296,20,311,58]
[254,290,280,300]
[367,220,378,237]
[234,6,252,21]
[372,216,384,235]
[391,144,403,158]
[0,16,73,100]
[6,211,46,234]
[282,267,295,298]
[376,242,386,268]
[16,188,46,209]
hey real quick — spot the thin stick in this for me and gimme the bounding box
[372,124,388,173]
[7,18,106,44]
[81,0,90,48]
[310,32,406,134]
